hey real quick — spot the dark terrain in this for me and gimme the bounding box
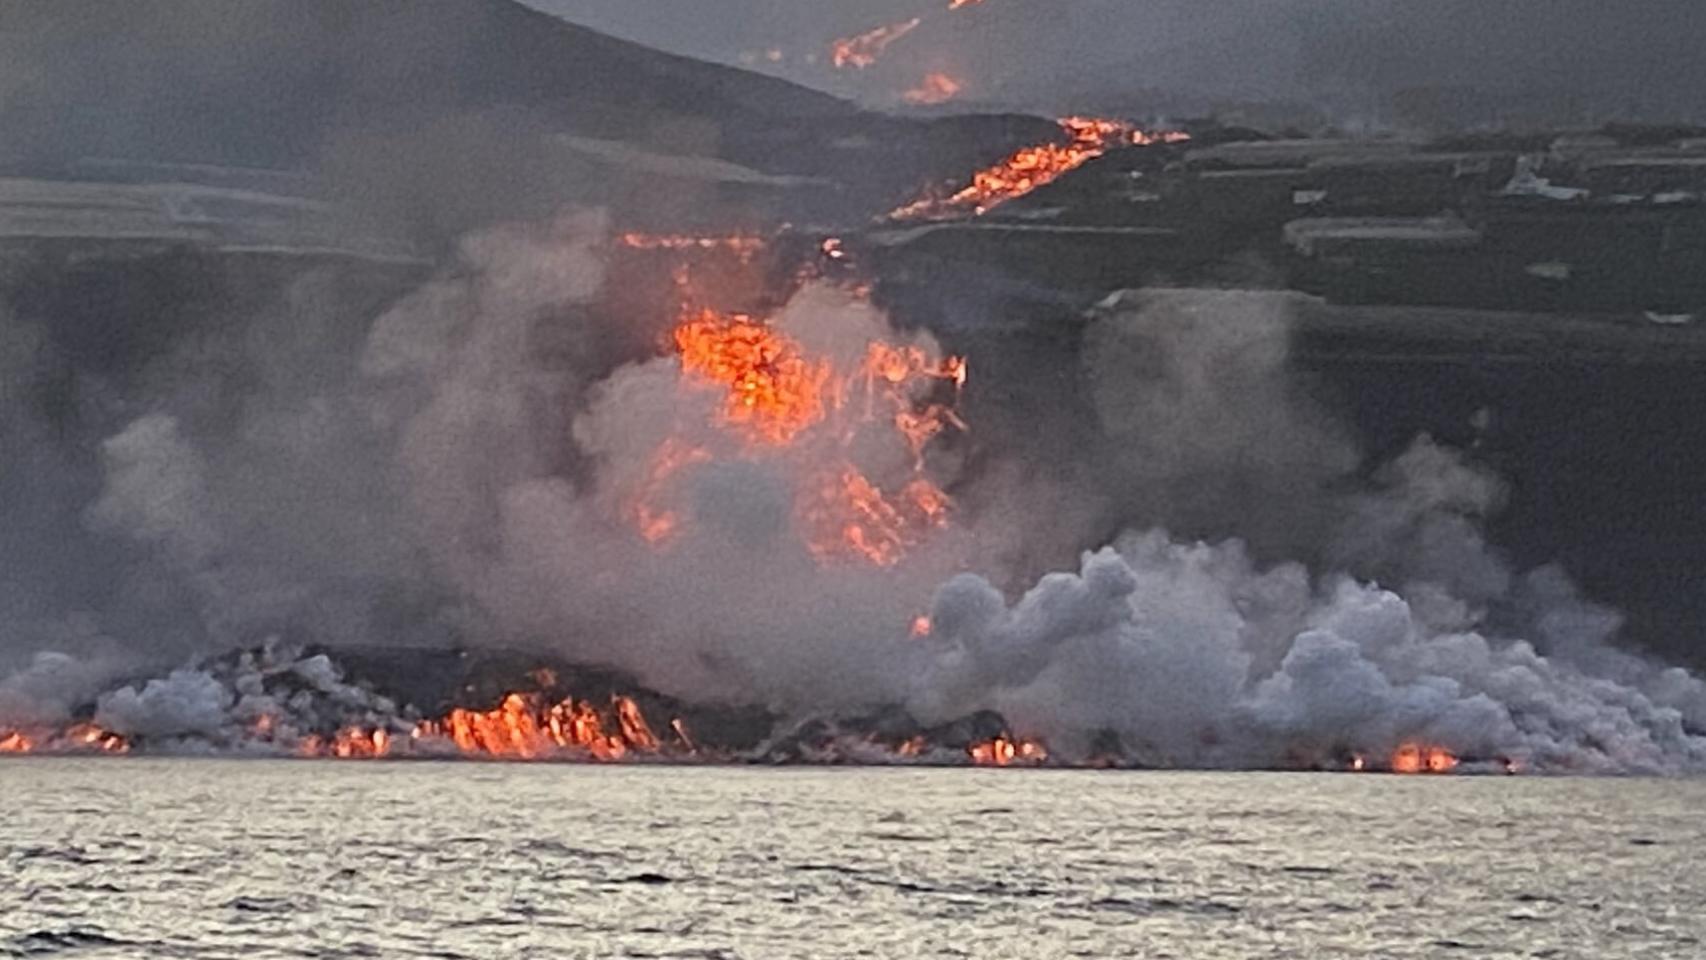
[3,0,1705,669]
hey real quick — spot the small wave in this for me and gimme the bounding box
[65,881,124,894]
[1279,865,1338,876]
[791,863,868,877]
[444,917,529,929]
[1090,896,1242,917]
[10,846,99,866]
[5,928,136,957]
[515,839,620,860]
[225,895,311,914]
[970,881,1052,899]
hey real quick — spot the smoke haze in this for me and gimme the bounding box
[8,205,1706,771]
[2,0,1705,772]
[538,0,1706,124]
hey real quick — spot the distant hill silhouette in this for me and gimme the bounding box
[0,0,1055,234]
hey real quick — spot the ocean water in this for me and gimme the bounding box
[1,761,1702,959]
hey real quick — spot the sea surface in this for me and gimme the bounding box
[1,760,1702,959]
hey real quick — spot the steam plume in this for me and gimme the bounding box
[4,211,1705,773]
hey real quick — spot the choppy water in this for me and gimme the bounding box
[2,761,1703,959]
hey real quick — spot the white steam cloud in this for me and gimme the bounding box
[5,210,1705,773]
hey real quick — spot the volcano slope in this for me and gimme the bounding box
[0,0,1052,237]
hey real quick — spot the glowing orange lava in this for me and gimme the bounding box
[674,310,836,446]
[618,232,768,265]
[253,690,690,764]
[630,439,714,545]
[0,724,128,755]
[1390,743,1459,774]
[969,735,1048,766]
[399,693,684,762]
[892,116,1190,220]
[832,18,922,69]
[653,304,966,566]
[904,72,963,105]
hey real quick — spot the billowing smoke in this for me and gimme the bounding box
[3,208,1705,773]
[86,642,412,752]
[914,444,1706,773]
[373,223,966,711]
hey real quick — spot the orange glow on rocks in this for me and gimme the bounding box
[969,735,1048,766]
[0,724,128,755]
[831,18,922,69]
[904,72,964,105]
[892,117,1190,220]
[640,300,966,567]
[1390,743,1459,774]
[617,232,768,265]
[674,310,836,447]
[402,693,685,762]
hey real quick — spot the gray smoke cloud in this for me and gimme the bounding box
[9,209,1704,774]
[8,0,1703,771]
[899,290,1706,773]
[373,228,969,711]
[915,448,1706,773]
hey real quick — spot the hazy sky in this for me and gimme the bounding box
[526,1,1706,121]
[524,0,1300,107]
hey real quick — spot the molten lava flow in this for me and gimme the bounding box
[1390,743,1459,774]
[335,727,392,759]
[969,735,1048,766]
[891,116,1190,221]
[896,736,928,757]
[651,304,967,566]
[616,695,660,750]
[67,724,129,754]
[798,466,938,567]
[674,310,835,447]
[280,690,683,763]
[904,72,963,105]
[630,439,714,545]
[0,724,128,755]
[618,232,768,265]
[384,693,688,763]
[831,18,922,69]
